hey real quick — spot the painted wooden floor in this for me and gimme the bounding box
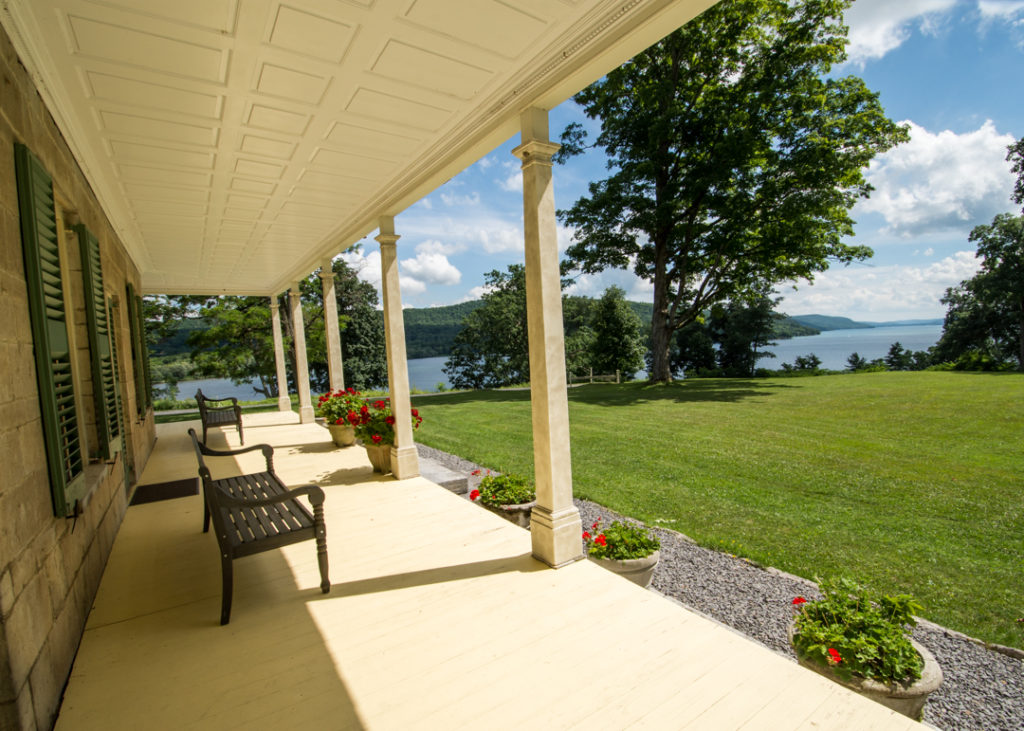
[56,411,922,730]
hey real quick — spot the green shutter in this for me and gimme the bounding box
[15,143,85,517]
[77,224,120,460]
[126,283,150,415]
[138,295,152,408]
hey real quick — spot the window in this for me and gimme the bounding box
[15,143,85,517]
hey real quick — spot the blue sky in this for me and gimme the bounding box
[344,0,1024,321]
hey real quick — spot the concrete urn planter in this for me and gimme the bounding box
[788,622,942,720]
[481,500,536,529]
[363,443,392,474]
[326,423,356,447]
[588,550,660,588]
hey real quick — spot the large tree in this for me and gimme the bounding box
[934,213,1024,370]
[555,0,908,382]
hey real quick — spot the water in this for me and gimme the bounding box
[757,324,943,371]
[157,377,267,402]
[162,325,944,401]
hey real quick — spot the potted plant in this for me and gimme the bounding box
[316,388,364,447]
[583,518,660,588]
[789,577,943,719]
[351,398,423,473]
[469,471,536,528]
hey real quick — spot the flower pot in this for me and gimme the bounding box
[481,500,536,529]
[588,550,660,588]
[327,423,356,447]
[788,622,942,720]
[364,443,392,473]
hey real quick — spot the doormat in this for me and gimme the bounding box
[130,477,199,506]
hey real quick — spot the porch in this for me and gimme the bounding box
[56,413,921,730]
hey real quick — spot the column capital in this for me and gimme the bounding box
[269,301,280,313]
[376,232,400,248]
[511,139,561,167]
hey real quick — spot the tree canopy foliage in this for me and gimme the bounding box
[555,0,908,382]
[146,256,387,397]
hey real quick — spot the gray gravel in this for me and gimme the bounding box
[418,444,1024,730]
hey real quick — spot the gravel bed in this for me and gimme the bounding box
[418,444,1024,730]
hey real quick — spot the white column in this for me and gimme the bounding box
[320,258,345,392]
[512,107,583,568]
[289,285,315,424]
[270,299,291,411]
[376,216,419,479]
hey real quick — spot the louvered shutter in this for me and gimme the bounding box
[77,224,120,460]
[15,143,85,517]
[126,283,151,414]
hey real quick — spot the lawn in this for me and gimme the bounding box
[413,371,1024,649]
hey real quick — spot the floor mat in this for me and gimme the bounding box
[130,478,199,506]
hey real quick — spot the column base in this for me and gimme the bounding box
[277,396,291,412]
[298,405,315,424]
[530,505,584,568]
[390,445,420,480]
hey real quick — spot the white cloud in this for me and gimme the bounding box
[440,191,480,207]
[563,268,654,302]
[776,251,981,319]
[857,120,1016,236]
[415,239,462,256]
[978,0,1024,19]
[476,155,496,170]
[924,247,935,256]
[418,198,433,210]
[400,251,462,286]
[462,284,496,301]
[498,171,523,192]
[340,248,381,289]
[844,0,957,64]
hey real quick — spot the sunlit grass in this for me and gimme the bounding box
[413,371,1024,648]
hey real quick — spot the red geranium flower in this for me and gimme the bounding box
[385,415,396,425]
[469,489,480,501]
[595,534,607,547]
[411,408,419,417]
[582,531,591,540]
[373,400,386,410]
[471,469,481,476]
[360,405,369,414]
[371,434,382,444]
[827,648,842,664]
[334,417,344,425]
[792,597,807,606]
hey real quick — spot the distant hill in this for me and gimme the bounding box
[402,300,483,358]
[790,314,874,331]
[861,318,943,327]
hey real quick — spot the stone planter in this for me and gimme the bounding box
[326,423,355,447]
[364,443,392,474]
[481,500,536,529]
[788,623,942,720]
[588,550,660,588]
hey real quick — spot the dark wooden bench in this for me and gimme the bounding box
[195,388,244,445]
[188,428,330,625]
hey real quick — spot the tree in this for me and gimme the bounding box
[555,0,908,382]
[846,352,868,371]
[1008,138,1024,212]
[934,213,1024,370]
[590,286,646,378]
[884,342,911,371]
[671,320,716,376]
[708,294,778,377]
[171,257,387,396]
[444,265,530,389]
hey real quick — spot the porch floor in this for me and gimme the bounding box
[56,411,921,730]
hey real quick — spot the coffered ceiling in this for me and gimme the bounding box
[1,0,717,295]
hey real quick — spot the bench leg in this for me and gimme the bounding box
[314,504,329,594]
[237,420,244,445]
[220,551,233,625]
[202,500,210,533]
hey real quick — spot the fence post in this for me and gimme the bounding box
[616,370,620,384]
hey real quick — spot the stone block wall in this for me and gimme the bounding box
[0,22,155,731]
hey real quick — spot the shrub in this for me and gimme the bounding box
[471,472,535,506]
[583,518,660,560]
[792,577,923,683]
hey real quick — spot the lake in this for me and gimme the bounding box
[163,324,944,400]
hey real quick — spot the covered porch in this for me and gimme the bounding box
[56,413,921,730]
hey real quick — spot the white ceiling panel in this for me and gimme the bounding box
[3,0,720,295]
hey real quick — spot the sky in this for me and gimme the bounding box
[342,0,1024,322]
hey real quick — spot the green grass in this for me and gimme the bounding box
[412,371,1024,649]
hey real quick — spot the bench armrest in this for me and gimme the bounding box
[213,483,325,508]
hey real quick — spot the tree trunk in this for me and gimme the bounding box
[1018,300,1023,372]
[649,241,673,383]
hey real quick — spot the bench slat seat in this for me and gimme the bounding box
[188,429,329,624]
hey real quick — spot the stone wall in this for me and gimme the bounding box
[0,23,154,731]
